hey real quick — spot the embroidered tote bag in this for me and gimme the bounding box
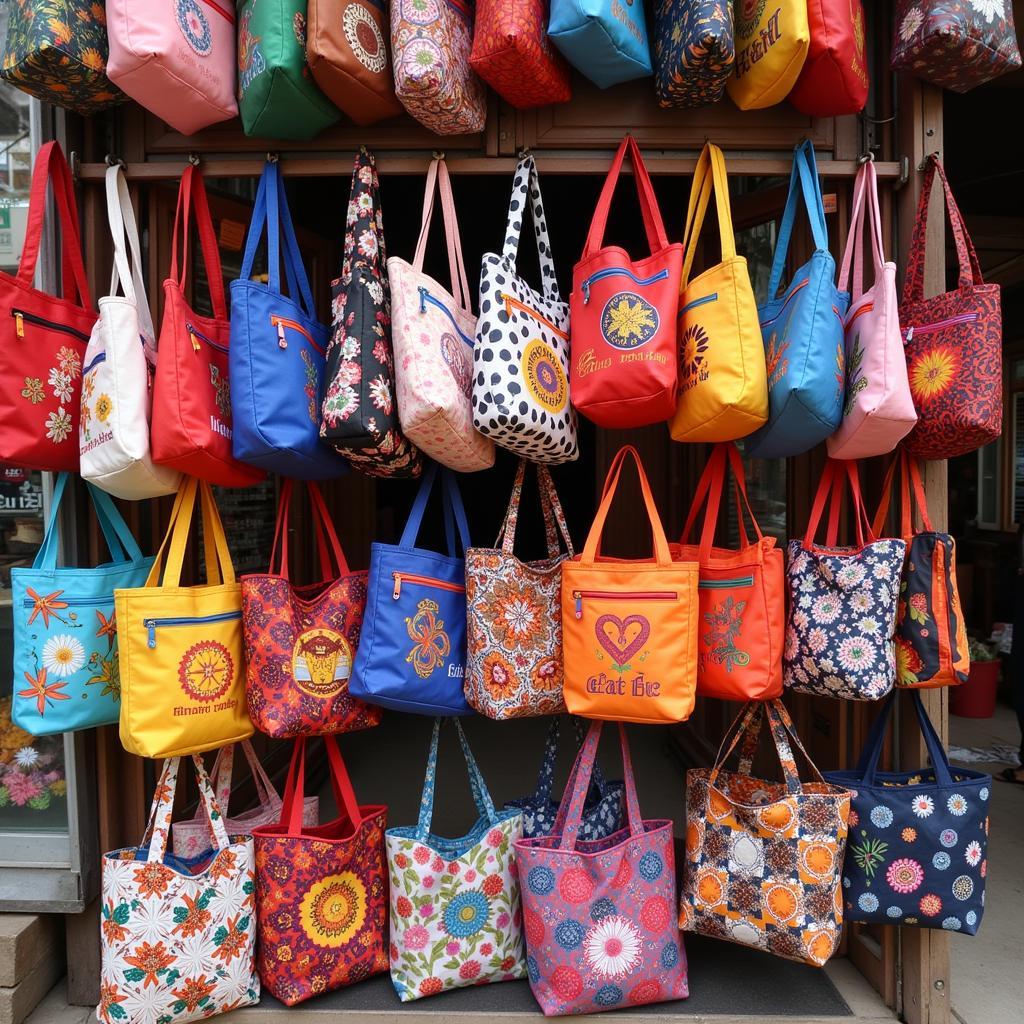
[322,150,421,479]
[872,452,969,689]
[242,480,382,738]
[746,141,848,458]
[473,156,577,464]
[349,463,472,715]
[673,443,784,702]
[570,137,683,429]
[516,721,689,1015]
[97,755,259,1024]
[784,460,905,702]
[151,164,265,488]
[12,474,153,736]
[465,460,574,719]
[254,736,389,1004]
[654,0,734,108]
[81,166,181,500]
[726,0,808,109]
[680,700,853,966]
[229,160,347,479]
[891,0,1021,91]
[788,0,868,115]
[387,718,525,1001]
[116,477,254,759]
[562,445,698,725]
[827,159,916,460]
[391,0,486,135]
[548,0,652,87]
[106,0,238,135]
[0,142,95,473]
[389,158,494,472]
[825,692,989,934]
[901,155,1002,459]
[669,143,767,442]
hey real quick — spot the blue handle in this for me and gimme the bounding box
[399,463,471,556]
[857,692,954,789]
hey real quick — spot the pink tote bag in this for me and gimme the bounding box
[827,161,916,459]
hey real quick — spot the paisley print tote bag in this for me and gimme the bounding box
[473,155,577,464]
[387,718,525,1002]
[654,0,734,108]
[515,721,689,1015]
[784,460,905,701]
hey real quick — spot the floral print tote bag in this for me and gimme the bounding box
[784,460,905,701]
[97,755,259,1024]
[386,718,525,1001]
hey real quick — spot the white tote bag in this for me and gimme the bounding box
[473,155,577,463]
[80,166,180,499]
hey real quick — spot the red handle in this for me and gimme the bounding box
[170,164,227,320]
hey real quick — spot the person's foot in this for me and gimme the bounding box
[998,766,1024,784]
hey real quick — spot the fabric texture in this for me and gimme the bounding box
[788,0,868,115]
[548,0,653,87]
[653,0,733,108]
[726,0,809,109]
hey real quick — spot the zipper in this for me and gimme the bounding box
[11,309,89,343]
[22,595,115,607]
[698,575,754,590]
[904,312,979,344]
[392,572,465,600]
[759,278,809,328]
[573,589,677,619]
[581,268,669,304]
[143,611,242,649]
[845,301,874,328]
[679,293,719,317]
[418,288,474,347]
[500,293,569,340]
[270,314,324,355]
[187,323,229,355]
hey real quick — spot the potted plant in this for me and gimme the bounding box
[950,639,1000,718]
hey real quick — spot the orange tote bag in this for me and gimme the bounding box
[562,445,698,724]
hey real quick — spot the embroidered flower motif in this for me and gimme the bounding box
[911,794,934,818]
[858,892,879,913]
[909,345,959,403]
[965,841,982,867]
[940,828,958,848]
[947,793,968,816]
[481,652,518,702]
[441,890,490,939]
[581,916,642,980]
[299,872,367,948]
[45,406,72,443]
[42,634,85,677]
[919,893,942,917]
[886,858,924,894]
[48,367,73,402]
[95,393,113,422]
[368,374,393,415]
[20,377,43,404]
[899,6,923,39]
[56,346,81,376]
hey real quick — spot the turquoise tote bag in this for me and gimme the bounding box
[549,0,653,88]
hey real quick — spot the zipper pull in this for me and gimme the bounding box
[145,620,157,648]
[187,324,200,352]
[275,320,287,349]
[14,312,23,338]
[393,573,402,600]
[418,287,427,314]
[574,592,582,619]
[582,281,591,305]
[905,326,913,344]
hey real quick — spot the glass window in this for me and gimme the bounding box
[977,437,1001,529]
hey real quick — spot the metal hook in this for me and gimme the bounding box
[857,151,875,164]
[862,113,897,126]
[187,153,200,167]
[917,151,940,171]
[104,153,125,168]
[267,152,279,164]
[432,149,445,161]
[518,146,531,160]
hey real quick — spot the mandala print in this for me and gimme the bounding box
[178,641,234,704]
[344,4,388,73]
[600,293,659,350]
[734,0,768,38]
[678,323,709,390]
[176,0,213,56]
[299,872,368,948]
[522,340,568,413]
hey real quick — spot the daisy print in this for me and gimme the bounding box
[965,841,982,867]
[900,6,923,39]
[858,617,880,635]
[45,407,72,443]
[850,590,873,613]
[48,367,74,403]
[582,917,642,980]
[911,794,934,818]
[947,794,968,817]
[358,229,379,259]
[42,634,85,677]
[969,0,1005,22]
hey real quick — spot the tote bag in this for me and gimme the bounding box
[673,443,784,701]
[825,692,989,934]
[827,159,916,459]
[570,137,683,429]
[473,155,577,464]
[151,165,265,488]
[81,166,181,500]
[726,0,808,109]
[669,143,767,442]
[254,736,389,1004]
[11,474,153,736]
[229,160,347,479]
[116,478,254,759]
[746,141,848,458]
[548,0,652,88]
[788,0,868,115]
[349,463,473,715]
[0,142,95,473]
[680,700,853,966]
[516,721,689,1015]
[465,460,574,719]
[784,460,905,701]
[97,756,259,1024]
[387,718,525,1001]
[654,0,734,108]
[106,0,237,135]
[242,480,382,738]
[901,156,1002,459]
[389,158,494,472]
[562,445,698,725]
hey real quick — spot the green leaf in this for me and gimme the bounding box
[443,958,460,971]
[108,1006,127,1021]
[242,880,254,895]
[197,888,215,910]
[237,915,250,932]
[213,926,228,946]
[172,907,188,924]
[164,970,180,987]
[123,968,145,984]
[112,902,131,925]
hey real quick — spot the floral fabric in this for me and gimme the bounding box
[653,0,733,108]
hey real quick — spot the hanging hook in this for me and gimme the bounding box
[432,149,445,161]
[187,153,201,167]
[104,153,125,168]
[267,152,279,164]
[518,146,531,160]
[917,151,940,171]
[857,151,875,164]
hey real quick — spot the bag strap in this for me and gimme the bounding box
[680,143,737,290]
[500,154,561,305]
[143,755,230,863]
[838,160,886,303]
[104,165,156,348]
[496,461,573,558]
[170,165,227,320]
[412,158,472,315]
[343,148,387,278]
[803,459,874,549]
[871,450,933,540]
[279,735,361,834]
[400,463,470,555]
[857,692,954,788]
[270,480,349,581]
[204,740,278,820]
[532,718,562,802]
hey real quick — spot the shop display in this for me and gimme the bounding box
[549,0,652,87]
[788,0,868,115]
[654,0,734,108]
[726,0,809,109]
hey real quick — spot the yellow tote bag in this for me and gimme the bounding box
[727,0,809,110]
[669,143,768,442]
[117,477,253,758]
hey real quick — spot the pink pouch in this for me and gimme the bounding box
[827,161,917,459]
[106,0,238,136]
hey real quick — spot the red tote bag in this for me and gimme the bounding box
[570,136,683,429]
[787,0,868,116]
[151,164,264,487]
[0,142,96,471]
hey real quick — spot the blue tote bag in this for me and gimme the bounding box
[12,473,154,736]
[746,141,848,458]
[349,462,472,715]
[229,159,348,479]
[549,0,652,88]
[825,692,990,935]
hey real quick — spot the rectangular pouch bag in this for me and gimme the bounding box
[570,137,683,429]
[515,721,689,1015]
[473,155,577,464]
[254,735,389,1004]
[242,479,382,737]
[12,473,153,736]
[746,141,849,458]
[680,700,854,966]
[548,0,652,88]
[389,158,494,472]
[349,463,473,715]
[788,0,868,115]
[116,477,254,758]
[726,0,808,109]
[387,718,525,1001]
[901,155,1002,460]
[654,0,734,108]
[562,445,698,725]
[825,691,989,934]
[0,142,95,473]
[669,142,767,442]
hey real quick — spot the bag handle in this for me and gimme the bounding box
[170,164,227,320]
[270,480,350,581]
[534,716,613,806]
[803,459,875,550]
[680,143,737,289]
[871,450,934,540]
[495,460,573,559]
[279,735,361,835]
[400,462,470,556]
[203,739,281,823]
[104,165,156,348]
[343,148,387,278]
[838,160,887,304]
[142,755,230,863]
[856,692,954,789]
[412,158,472,315]
[501,154,561,304]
